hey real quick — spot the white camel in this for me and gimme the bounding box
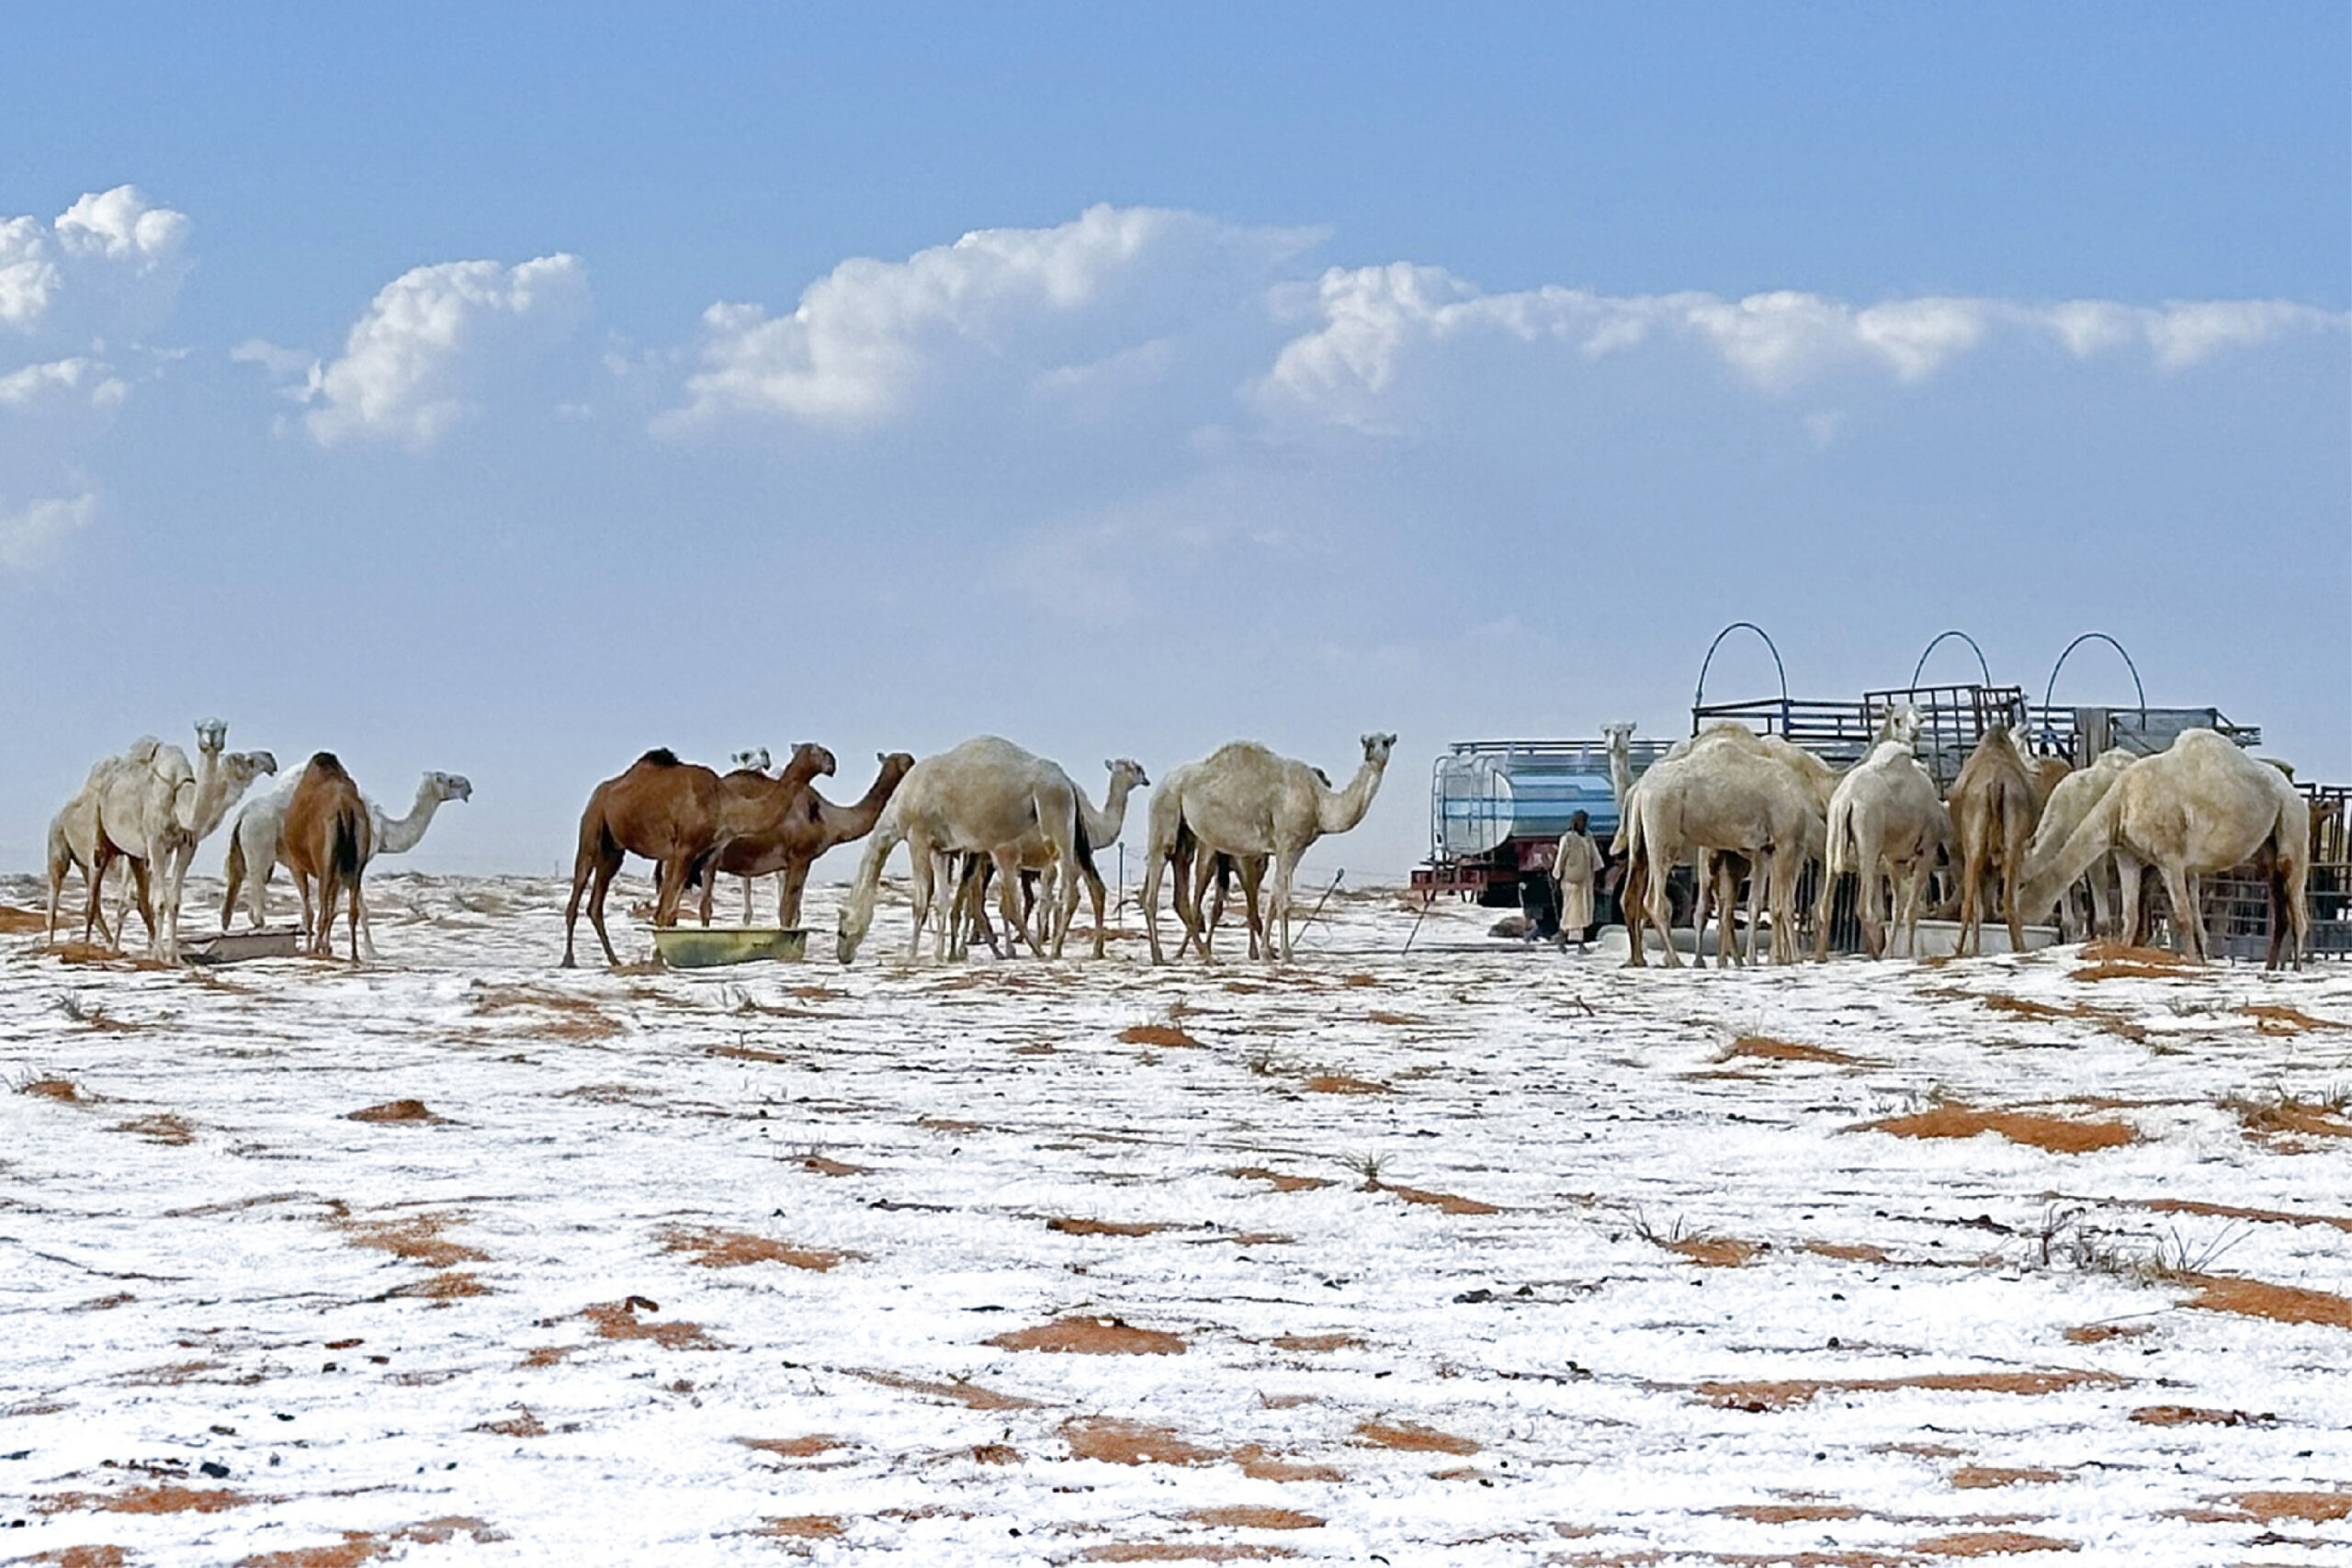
[836,737,1093,964]
[2015,728,2309,966]
[949,759,1149,960]
[1624,728,1824,968]
[85,721,277,961]
[1143,733,1396,964]
[2020,749,2135,942]
[223,770,472,956]
[1815,738,1948,960]
[728,747,780,921]
[45,749,147,948]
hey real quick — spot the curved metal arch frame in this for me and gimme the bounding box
[1909,629,1994,691]
[2043,632,2148,731]
[1692,622,1789,735]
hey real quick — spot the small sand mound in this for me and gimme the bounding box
[1226,1167,1335,1193]
[2061,1324,2152,1345]
[737,1435,843,1458]
[577,1298,722,1349]
[843,1367,1038,1410]
[2240,1002,2347,1032]
[1184,1506,1324,1529]
[2129,1404,2271,1427]
[1702,1369,2126,1410]
[1354,1418,1478,1455]
[1062,1417,1216,1466]
[1272,1333,1358,1352]
[108,1112,194,1145]
[1713,1503,1865,1522]
[1725,1036,1862,1065]
[1373,1183,1499,1216]
[1908,1530,2077,1557]
[0,905,49,932]
[799,1156,869,1176]
[756,1517,842,1540]
[1118,1023,1202,1047]
[1665,1235,1759,1267]
[1079,1547,1302,1562]
[662,1224,849,1271]
[345,1099,439,1123]
[472,1406,546,1438]
[1950,1465,2066,1488]
[1047,1217,1170,1237]
[20,1077,83,1101]
[1306,1074,1391,1094]
[34,1485,263,1516]
[2177,1272,2351,1328]
[2226,1490,2352,1522]
[327,1208,486,1268]
[989,1315,1186,1355]
[1860,1102,2138,1154]
[1806,1241,1893,1263]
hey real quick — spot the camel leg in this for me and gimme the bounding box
[1620,855,1648,968]
[2088,857,2115,942]
[1642,849,1681,969]
[83,846,116,948]
[2159,862,2205,963]
[2001,817,2032,955]
[1143,843,1170,964]
[1190,855,1221,963]
[1689,853,1714,969]
[561,851,597,967]
[347,870,367,963]
[1241,858,1268,960]
[1086,862,1109,959]
[584,853,624,967]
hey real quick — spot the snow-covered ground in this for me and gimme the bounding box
[4,873,2348,1566]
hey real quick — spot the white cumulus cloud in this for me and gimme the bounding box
[1257,265,2348,427]
[299,254,591,448]
[662,205,1317,432]
[0,492,96,571]
[0,356,128,413]
[0,186,189,341]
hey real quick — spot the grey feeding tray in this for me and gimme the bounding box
[651,926,808,968]
[181,928,301,964]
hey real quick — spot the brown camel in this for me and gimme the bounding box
[564,748,749,967]
[681,745,899,927]
[282,753,372,962]
[1948,725,2044,956]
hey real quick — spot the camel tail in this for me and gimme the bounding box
[1071,801,1098,879]
[330,803,365,886]
[1824,790,1855,877]
[221,829,246,925]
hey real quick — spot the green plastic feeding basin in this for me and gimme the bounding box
[650,927,808,968]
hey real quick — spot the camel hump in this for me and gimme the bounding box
[639,747,684,768]
[307,751,351,778]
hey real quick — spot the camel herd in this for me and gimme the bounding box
[35,711,2311,973]
[560,731,1397,969]
[43,720,470,963]
[1607,712,2312,970]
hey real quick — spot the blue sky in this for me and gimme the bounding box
[5,3,2346,881]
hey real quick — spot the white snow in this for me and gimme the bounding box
[3,874,2348,1564]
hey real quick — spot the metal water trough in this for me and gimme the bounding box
[650,927,808,968]
[180,928,301,964]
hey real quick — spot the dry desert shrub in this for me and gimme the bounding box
[2135,1194,2352,1231]
[988,1315,1186,1355]
[17,1076,83,1102]
[467,982,623,1040]
[2222,1088,2352,1146]
[1859,1102,2138,1154]
[471,1406,546,1438]
[661,1224,850,1271]
[1805,1241,1893,1264]
[1664,1235,1760,1267]
[2241,1002,2348,1032]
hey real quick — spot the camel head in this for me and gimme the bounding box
[788,742,838,779]
[1104,758,1150,793]
[221,750,277,787]
[193,717,229,756]
[1601,721,1636,745]
[731,747,774,774]
[1876,704,1923,748]
[1361,732,1397,768]
[427,771,474,804]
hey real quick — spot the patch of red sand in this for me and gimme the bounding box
[989,1315,1186,1355]
[1860,1102,2138,1154]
